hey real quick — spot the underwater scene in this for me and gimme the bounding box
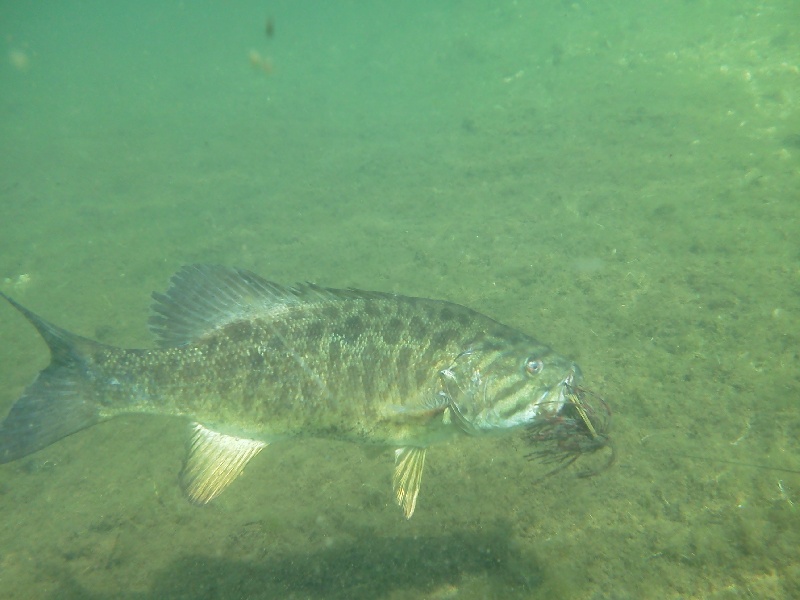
[1,1,799,598]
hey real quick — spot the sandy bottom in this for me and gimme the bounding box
[1,1,799,598]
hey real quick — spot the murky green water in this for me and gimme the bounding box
[1,1,799,598]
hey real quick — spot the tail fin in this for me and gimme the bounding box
[0,292,101,463]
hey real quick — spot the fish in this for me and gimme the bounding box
[0,264,584,518]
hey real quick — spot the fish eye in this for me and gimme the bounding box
[524,358,543,375]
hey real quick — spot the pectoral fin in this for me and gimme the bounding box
[382,393,449,423]
[392,446,427,519]
[180,423,267,504]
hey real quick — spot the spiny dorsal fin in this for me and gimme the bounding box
[180,422,267,505]
[149,264,337,347]
[392,446,427,519]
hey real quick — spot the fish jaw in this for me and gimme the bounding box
[517,368,580,425]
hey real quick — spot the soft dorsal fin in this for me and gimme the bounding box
[148,264,336,346]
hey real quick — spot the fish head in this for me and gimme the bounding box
[440,338,581,434]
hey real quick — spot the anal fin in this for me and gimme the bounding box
[392,446,427,519]
[180,423,267,504]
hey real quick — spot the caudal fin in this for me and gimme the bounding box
[0,292,101,463]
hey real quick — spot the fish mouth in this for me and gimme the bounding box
[541,365,581,414]
[564,363,582,388]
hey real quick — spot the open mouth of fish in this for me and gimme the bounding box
[534,368,580,416]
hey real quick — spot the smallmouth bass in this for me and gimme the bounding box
[0,265,589,517]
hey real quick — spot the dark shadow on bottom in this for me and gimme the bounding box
[48,521,544,600]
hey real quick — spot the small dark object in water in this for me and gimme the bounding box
[265,17,274,38]
[525,385,614,478]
